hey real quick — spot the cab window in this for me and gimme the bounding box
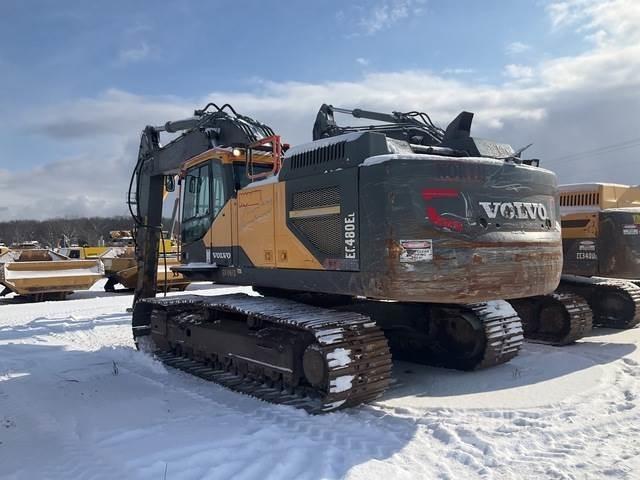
[182,162,226,243]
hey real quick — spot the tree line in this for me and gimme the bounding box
[0,216,151,247]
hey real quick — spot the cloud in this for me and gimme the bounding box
[503,64,535,79]
[116,42,150,65]
[0,150,134,221]
[29,89,191,139]
[3,0,640,220]
[546,0,640,45]
[442,68,475,75]
[357,0,426,35]
[506,41,531,55]
[356,57,370,66]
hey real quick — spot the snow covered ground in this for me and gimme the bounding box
[1,282,639,479]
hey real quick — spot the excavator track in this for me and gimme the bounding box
[465,301,524,369]
[334,299,524,371]
[132,294,392,413]
[559,276,640,329]
[509,293,593,346]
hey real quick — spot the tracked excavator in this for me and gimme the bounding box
[511,183,640,344]
[130,103,562,412]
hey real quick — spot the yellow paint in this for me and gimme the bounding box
[561,213,598,239]
[560,183,640,211]
[237,185,276,267]
[201,180,324,270]
[274,182,323,269]
[289,205,341,218]
[210,199,235,247]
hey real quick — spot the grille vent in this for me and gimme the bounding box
[292,186,340,210]
[289,142,346,170]
[290,186,342,257]
[560,192,600,207]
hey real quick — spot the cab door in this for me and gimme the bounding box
[181,159,231,266]
[206,159,233,266]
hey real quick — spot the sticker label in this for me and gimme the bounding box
[623,225,639,235]
[400,239,433,263]
[578,241,596,251]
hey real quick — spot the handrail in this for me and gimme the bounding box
[246,135,282,181]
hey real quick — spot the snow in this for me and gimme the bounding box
[360,153,554,175]
[476,299,518,319]
[2,283,640,479]
[327,348,352,368]
[330,375,355,393]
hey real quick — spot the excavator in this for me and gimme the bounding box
[511,183,640,344]
[129,103,563,412]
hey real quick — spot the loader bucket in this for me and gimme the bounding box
[0,249,104,298]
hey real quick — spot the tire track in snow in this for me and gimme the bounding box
[89,353,416,480]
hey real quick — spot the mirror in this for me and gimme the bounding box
[165,175,176,192]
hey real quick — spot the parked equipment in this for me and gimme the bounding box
[101,245,190,293]
[0,248,104,301]
[100,230,189,292]
[510,183,640,344]
[129,103,562,412]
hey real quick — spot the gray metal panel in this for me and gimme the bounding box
[279,132,389,181]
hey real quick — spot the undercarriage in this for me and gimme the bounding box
[133,292,524,411]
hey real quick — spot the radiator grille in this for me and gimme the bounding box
[290,186,342,257]
[291,215,342,257]
[560,192,600,207]
[292,186,340,210]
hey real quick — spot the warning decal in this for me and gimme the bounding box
[399,239,433,263]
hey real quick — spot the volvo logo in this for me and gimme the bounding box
[479,201,549,221]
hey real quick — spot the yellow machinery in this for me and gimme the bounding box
[0,249,104,301]
[101,241,189,293]
[128,103,562,412]
[511,183,640,341]
[56,246,110,259]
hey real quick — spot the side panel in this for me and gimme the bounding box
[598,210,640,278]
[274,182,323,269]
[284,169,360,271]
[237,185,276,267]
[561,212,599,277]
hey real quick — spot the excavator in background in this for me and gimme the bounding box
[129,102,563,412]
[510,184,640,344]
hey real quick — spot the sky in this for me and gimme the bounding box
[0,0,639,220]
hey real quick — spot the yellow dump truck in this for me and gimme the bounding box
[0,249,104,301]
